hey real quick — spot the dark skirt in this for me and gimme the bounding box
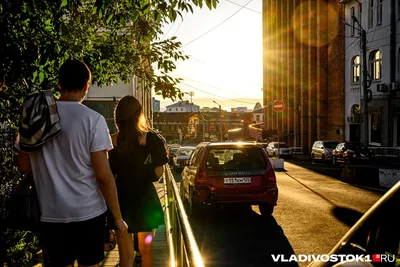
[118,183,164,233]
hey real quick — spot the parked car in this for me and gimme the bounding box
[167,145,180,165]
[332,142,374,165]
[266,142,293,158]
[311,140,339,163]
[308,181,400,267]
[173,146,195,173]
[180,142,278,217]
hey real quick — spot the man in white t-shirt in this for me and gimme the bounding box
[18,60,128,267]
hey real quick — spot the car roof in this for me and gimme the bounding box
[203,142,262,147]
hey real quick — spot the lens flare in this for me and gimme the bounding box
[145,234,153,244]
[292,1,338,47]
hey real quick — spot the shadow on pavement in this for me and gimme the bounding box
[331,206,364,227]
[189,205,299,267]
[285,156,341,180]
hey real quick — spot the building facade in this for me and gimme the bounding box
[166,101,200,113]
[84,77,151,133]
[342,0,400,147]
[263,0,345,152]
[153,112,196,143]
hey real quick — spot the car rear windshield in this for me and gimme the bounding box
[178,149,193,156]
[346,143,366,149]
[273,143,288,148]
[206,147,267,171]
[169,148,178,153]
[324,142,339,149]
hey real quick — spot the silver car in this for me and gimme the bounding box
[311,140,339,163]
[173,146,195,173]
[266,142,293,158]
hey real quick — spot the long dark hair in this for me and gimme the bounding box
[114,96,149,152]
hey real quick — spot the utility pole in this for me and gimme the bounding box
[213,100,223,142]
[353,16,369,147]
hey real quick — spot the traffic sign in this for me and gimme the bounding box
[272,100,285,112]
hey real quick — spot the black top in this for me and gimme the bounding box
[109,131,168,233]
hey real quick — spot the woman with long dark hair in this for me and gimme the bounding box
[109,96,168,267]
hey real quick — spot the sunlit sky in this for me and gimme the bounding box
[153,0,263,110]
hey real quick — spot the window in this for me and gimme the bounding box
[256,115,261,121]
[377,0,382,24]
[176,108,178,111]
[351,6,356,36]
[370,50,382,80]
[168,108,171,111]
[358,3,362,26]
[85,101,116,133]
[368,0,374,28]
[352,55,361,83]
[181,108,183,111]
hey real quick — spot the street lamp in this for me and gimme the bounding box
[344,16,369,146]
[213,100,223,142]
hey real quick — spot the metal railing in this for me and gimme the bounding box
[369,147,400,159]
[163,165,204,267]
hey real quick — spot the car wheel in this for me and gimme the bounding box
[311,154,315,164]
[322,155,326,164]
[258,204,274,216]
[332,156,337,165]
[344,157,350,166]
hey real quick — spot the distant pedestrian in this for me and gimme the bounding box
[17,59,128,267]
[109,95,168,267]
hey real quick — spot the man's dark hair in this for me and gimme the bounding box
[58,59,91,92]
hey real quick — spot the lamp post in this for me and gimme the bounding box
[213,100,223,142]
[345,16,369,146]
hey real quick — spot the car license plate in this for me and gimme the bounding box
[224,177,251,184]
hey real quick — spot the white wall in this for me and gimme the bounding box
[85,77,135,100]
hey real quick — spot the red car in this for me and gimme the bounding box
[180,142,278,217]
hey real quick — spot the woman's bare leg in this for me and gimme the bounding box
[116,233,134,267]
[138,231,154,267]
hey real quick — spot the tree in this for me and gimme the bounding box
[0,0,218,264]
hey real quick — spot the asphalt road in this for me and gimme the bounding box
[172,160,384,267]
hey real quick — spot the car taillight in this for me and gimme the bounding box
[264,167,276,186]
[194,168,207,185]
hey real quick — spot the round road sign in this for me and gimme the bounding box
[272,100,285,112]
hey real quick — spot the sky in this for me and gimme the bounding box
[153,0,263,111]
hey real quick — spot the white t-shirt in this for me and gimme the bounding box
[29,101,113,223]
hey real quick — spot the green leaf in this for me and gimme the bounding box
[206,0,212,9]
[39,72,44,83]
[132,10,140,22]
[60,0,68,8]
[212,0,218,9]
[106,14,113,24]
